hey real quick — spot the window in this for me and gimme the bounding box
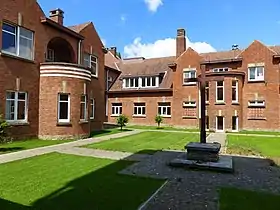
[6,91,27,122]
[232,80,238,103]
[183,69,196,84]
[232,116,238,131]
[248,100,265,107]
[90,99,95,119]
[248,66,264,81]
[133,103,146,116]
[205,82,209,103]
[46,48,55,62]
[213,67,229,72]
[158,102,171,117]
[84,53,98,77]
[183,101,196,107]
[112,103,122,116]
[80,95,87,121]
[123,77,159,88]
[58,94,70,123]
[2,23,34,60]
[123,78,139,88]
[142,77,157,88]
[216,81,224,102]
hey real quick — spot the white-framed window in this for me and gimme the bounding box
[213,67,229,72]
[248,66,264,81]
[158,102,171,117]
[111,103,122,116]
[183,101,196,107]
[216,81,224,102]
[142,77,158,88]
[183,68,196,85]
[1,23,34,60]
[133,103,146,116]
[5,91,28,122]
[232,80,238,103]
[90,98,95,119]
[58,94,70,123]
[122,77,159,89]
[124,78,139,88]
[248,100,265,107]
[80,95,87,121]
[232,116,238,132]
[46,48,55,62]
[205,82,209,103]
[84,53,98,77]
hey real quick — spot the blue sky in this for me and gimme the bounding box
[38,0,280,58]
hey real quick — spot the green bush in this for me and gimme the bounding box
[155,115,163,128]
[0,114,10,143]
[117,115,129,131]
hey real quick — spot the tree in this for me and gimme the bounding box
[155,115,163,128]
[117,115,129,131]
[0,114,10,143]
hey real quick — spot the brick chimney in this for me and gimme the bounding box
[108,47,117,57]
[176,28,186,58]
[49,9,64,25]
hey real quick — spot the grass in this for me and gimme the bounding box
[87,131,199,154]
[0,152,164,210]
[127,124,199,132]
[219,188,280,210]
[0,139,72,155]
[227,135,280,157]
[238,130,280,136]
[90,128,131,138]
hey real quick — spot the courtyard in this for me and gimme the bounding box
[0,127,280,209]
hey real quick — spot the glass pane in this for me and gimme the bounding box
[232,116,237,130]
[206,89,209,101]
[158,107,161,114]
[232,88,236,101]
[6,92,15,99]
[80,103,85,119]
[143,107,146,115]
[135,78,139,87]
[217,81,223,86]
[112,107,115,115]
[147,78,151,86]
[59,94,68,101]
[91,56,97,62]
[142,78,146,87]
[167,107,171,115]
[59,102,68,120]
[130,79,134,87]
[256,67,264,77]
[206,116,209,129]
[217,88,223,101]
[19,37,32,59]
[138,107,141,114]
[134,107,137,115]
[232,80,237,87]
[249,68,255,79]
[125,79,129,87]
[3,24,16,33]
[163,107,167,115]
[120,107,122,114]
[18,92,26,100]
[190,71,196,78]
[81,95,86,102]
[2,32,16,54]
[5,100,15,120]
[20,27,33,39]
[152,77,156,86]
[17,100,25,120]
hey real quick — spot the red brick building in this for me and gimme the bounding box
[0,0,107,139]
[107,29,280,132]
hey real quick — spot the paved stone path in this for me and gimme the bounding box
[0,130,142,164]
[206,133,227,153]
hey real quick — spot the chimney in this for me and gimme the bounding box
[108,47,117,57]
[49,9,64,25]
[176,28,186,58]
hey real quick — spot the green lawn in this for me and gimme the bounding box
[238,130,280,136]
[127,124,199,132]
[0,139,72,155]
[87,131,199,154]
[219,188,280,210]
[0,153,164,210]
[90,128,131,138]
[227,135,280,157]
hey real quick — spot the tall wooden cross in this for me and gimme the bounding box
[198,64,225,143]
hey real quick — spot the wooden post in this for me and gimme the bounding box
[200,64,207,143]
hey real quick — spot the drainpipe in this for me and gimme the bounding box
[78,40,82,64]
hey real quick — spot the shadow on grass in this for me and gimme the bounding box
[90,129,132,138]
[0,147,25,154]
[0,150,163,210]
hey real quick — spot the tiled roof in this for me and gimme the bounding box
[68,22,91,33]
[268,46,280,54]
[200,49,243,61]
[105,51,121,71]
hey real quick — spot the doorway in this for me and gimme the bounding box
[216,116,224,132]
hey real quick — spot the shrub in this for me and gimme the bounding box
[155,115,163,128]
[117,115,129,131]
[0,115,10,143]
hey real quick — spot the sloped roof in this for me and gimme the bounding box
[105,51,121,71]
[200,49,242,61]
[68,22,91,33]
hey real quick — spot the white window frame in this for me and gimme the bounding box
[80,95,87,121]
[123,77,139,88]
[5,91,28,123]
[90,98,95,119]
[46,48,55,62]
[213,67,229,72]
[216,81,224,103]
[183,68,197,85]
[248,100,265,107]
[232,80,238,103]
[1,23,34,60]
[248,66,264,81]
[83,53,98,77]
[142,77,158,88]
[232,116,238,132]
[216,116,224,132]
[123,77,159,89]
[111,103,122,116]
[58,94,70,123]
[183,101,196,107]
[133,103,146,116]
[158,103,171,117]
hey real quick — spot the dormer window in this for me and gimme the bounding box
[183,68,196,85]
[213,67,229,72]
[122,76,159,89]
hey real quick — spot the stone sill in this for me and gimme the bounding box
[7,121,30,126]
[110,115,120,117]
[0,51,35,64]
[182,116,197,119]
[132,115,146,118]
[57,122,72,126]
[183,82,197,86]
[215,102,226,105]
[247,118,267,121]
[161,115,171,118]
[79,120,89,124]
[247,80,265,84]
[232,102,240,105]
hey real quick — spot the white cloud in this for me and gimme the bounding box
[123,35,216,58]
[120,14,127,24]
[144,0,163,12]
[101,38,106,46]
